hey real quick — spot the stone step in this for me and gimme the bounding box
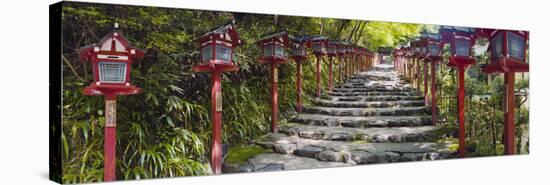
[331,87,414,93]
[222,152,350,173]
[313,99,426,108]
[254,133,455,164]
[278,123,439,143]
[290,114,432,127]
[302,106,429,117]
[328,91,418,96]
[326,95,424,102]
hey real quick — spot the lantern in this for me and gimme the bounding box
[478,28,529,155]
[290,35,310,60]
[440,26,476,66]
[194,23,242,72]
[423,32,442,127]
[422,32,444,58]
[80,27,144,96]
[439,25,477,158]
[259,30,289,63]
[290,35,311,113]
[482,30,529,73]
[79,23,144,181]
[310,36,328,98]
[327,40,339,92]
[327,40,338,57]
[335,41,347,82]
[192,22,243,175]
[337,41,347,56]
[258,30,289,133]
[311,36,328,55]
[411,39,422,58]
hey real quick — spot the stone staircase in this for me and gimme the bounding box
[223,64,455,173]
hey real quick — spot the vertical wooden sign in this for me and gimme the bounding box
[105,100,116,127]
[215,92,222,112]
[273,67,278,83]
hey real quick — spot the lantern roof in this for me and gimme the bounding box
[475,28,495,38]
[258,30,289,46]
[378,47,393,55]
[440,26,476,43]
[79,25,145,62]
[440,26,476,34]
[199,22,243,46]
[311,35,328,42]
[290,35,311,44]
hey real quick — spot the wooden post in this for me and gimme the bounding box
[458,66,466,158]
[424,61,429,104]
[430,61,438,126]
[416,59,421,94]
[271,63,278,133]
[339,56,343,84]
[504,72,516,155]
[104,96,117,181]
[410,59,415,83]
[316,55,322,98]
[296,60,303,113]
[211,71,223,174]
[348,54,353,78]
[329,57,333,92]
[404,58,407,80]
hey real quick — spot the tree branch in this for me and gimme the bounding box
[62,55,86,82]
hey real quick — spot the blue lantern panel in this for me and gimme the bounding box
[455,39,470,57]
[507,32,525,61]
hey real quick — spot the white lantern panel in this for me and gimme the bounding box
[202,45,213,63]
[454,39,470,57]
[274,45,285,58]
[338,47,346,53]
[99,62,127,83]
[215,45,231,63]
[313,43,326,53]
[507,32,525,60]
[263,44,273,57]
[328,46,336,54]
[291,46,306,56]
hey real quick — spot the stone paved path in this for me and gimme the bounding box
[222,64,455,173]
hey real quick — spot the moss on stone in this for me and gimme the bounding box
[225,145,267,164]
[351,140,369,144]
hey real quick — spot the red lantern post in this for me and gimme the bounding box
[290,35,311,113]
[311,36,328,98]
[478,28,529,155]
[348,45,356,77]
[327,41,339,91]
[355,47,361,73]
[422,32,444,126]
[419,32,431,104]
[192,23,243,174]
[79,23,144,181]
[258,30,290,132]
[440,26,477,157]
[337,41,347,83]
